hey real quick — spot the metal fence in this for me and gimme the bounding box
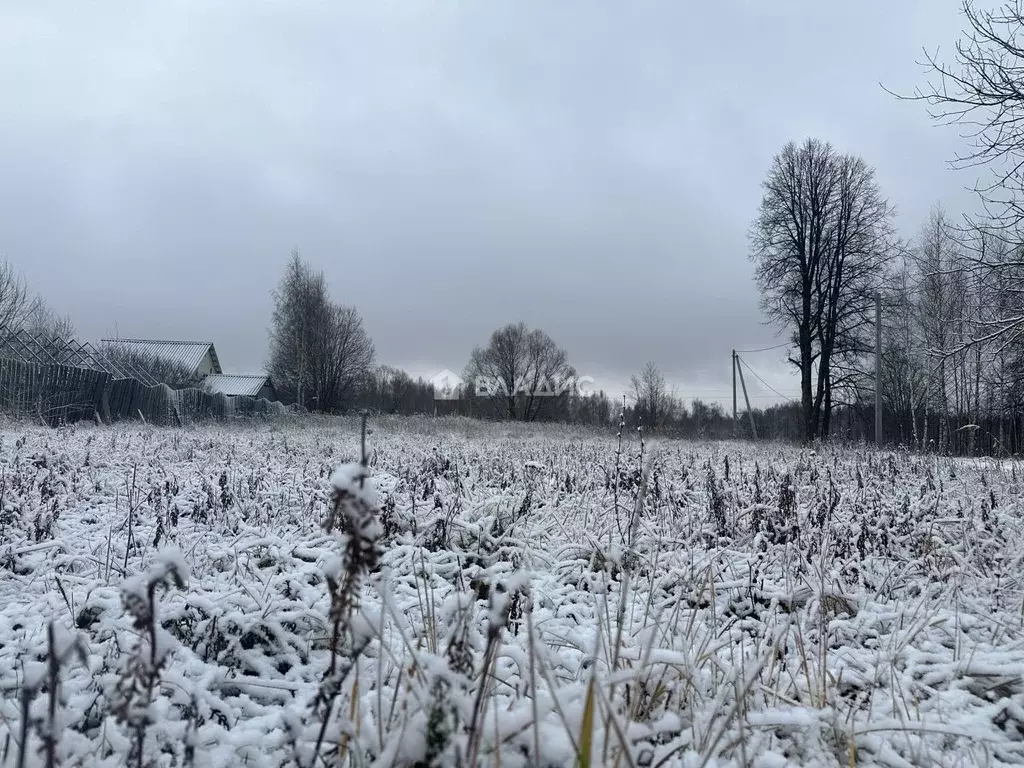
[0,329,164,385]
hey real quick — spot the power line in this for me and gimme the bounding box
[734,342,789,354]
[735,355,799,403]
[679,394,793,399]
[681,391,788,396]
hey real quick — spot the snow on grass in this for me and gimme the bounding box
[0,416,1022,765]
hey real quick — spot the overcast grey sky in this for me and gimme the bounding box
[0,1,982,405]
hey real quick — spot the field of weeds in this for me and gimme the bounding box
[0,415,1023,767]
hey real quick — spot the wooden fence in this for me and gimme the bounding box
[103,378,292,425]
[0,358,110,426]
[0,358,295,426]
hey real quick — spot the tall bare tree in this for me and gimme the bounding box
[267,251,375,412]
[268,251,321,408]
[465,322,575,421]
[916,207,964,448]
[308,303,375,413]
[521,328,575,421]
[750,138,896,441]
[466,323,527,420]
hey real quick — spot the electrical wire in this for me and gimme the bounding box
[736,355,799,403]
[734,342,789,354]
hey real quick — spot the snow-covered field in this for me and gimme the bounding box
[1,415,1023,767]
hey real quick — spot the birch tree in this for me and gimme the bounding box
[267,251,375,412]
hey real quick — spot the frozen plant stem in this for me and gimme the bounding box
[124,464,137,573]
[17,623,87,768]
[45,624,57,768]
[309,413,381,766]
[467,588,511,768]
[614,397,625,543]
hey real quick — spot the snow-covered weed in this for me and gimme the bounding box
[0,420,1023,765]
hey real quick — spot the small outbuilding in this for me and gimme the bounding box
[202,374,277,401]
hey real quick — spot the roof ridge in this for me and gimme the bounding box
[100,338,214,346]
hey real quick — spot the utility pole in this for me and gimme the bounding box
[875,291,882,446]
[735,354,758,439]
[732,350,738,432]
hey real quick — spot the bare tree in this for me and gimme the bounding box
[877,205,1021,453]
[24,299,76,351]
[0,259,80,373]
[976,235,1024,447]
[885,5,1024,449]
[750,138,896,441]
[629,362,676,429]
[881,251,929,448]
[521,328,575,421]
[891,1,1024,358]
[907,2,1024,235]
[465,322,575,421]
[466,323,528,420]
[916,207,964,448]
[0,259,75,340]
[267,251,374,412]
[0,260,37,333]
[267,251,323,408]
[361,366,416,413]
[309,304,375,413]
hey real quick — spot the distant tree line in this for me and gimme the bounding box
[874,208,1024,455]
[262,261,809,436]
[263,248,994,448]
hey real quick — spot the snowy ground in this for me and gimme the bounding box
[1,415,1023,766]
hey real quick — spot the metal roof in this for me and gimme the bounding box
[203,374,272,397]
[99,339,222,376]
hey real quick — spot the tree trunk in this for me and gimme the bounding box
[800,327,815,442]
[821,378,833,439]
